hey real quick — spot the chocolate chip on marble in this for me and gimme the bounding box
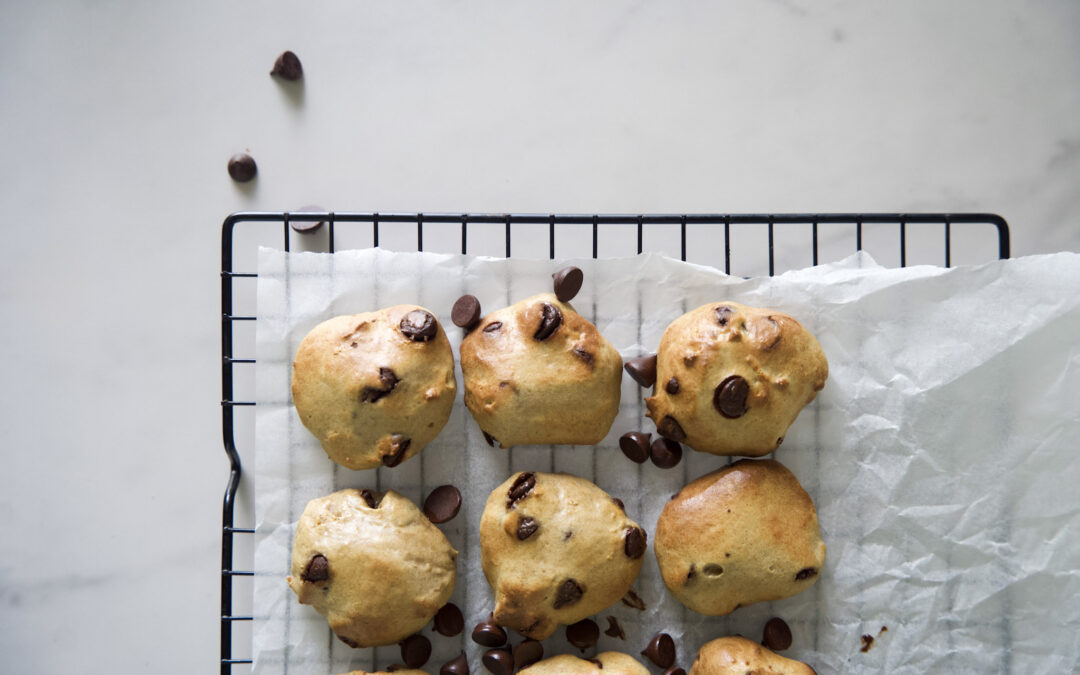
[621,589,646,611]
[400,310,438,342]
[650,437,682,469]
[762,617,793,651]
[382,435,410,467]
[452,295,482,329]
[302,554,329,582]
[566,618,600,651]
[513,639,544,669]
[361,367,399,403]
[553,578,584,609]
[440,651,469,675]
[795,567,818,581]
[623,354,657,388]
[715,305,734,326]
[657,415,686,442]
[359,489,380,509]
[641,633,676,668]
[433,603,465,637]
[713,375,750,418]
[472,614,508,647]
[483,321,503,333]
[507,472,536,508]
[227,153,257,182]
[482,648,514,675]
[424,485,462,524]
[552,266,584,302]
[291,205,325,233]
[619,431,651,464]
[624,527,647,559]
[533,303,563,341]
[517,517,539,540]
[573,348,594,366]
[604,616,626,640]
[270,50,303,80]
[665,377,680,394]
[400,634,432,669]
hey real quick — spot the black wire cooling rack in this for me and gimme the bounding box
[220,212,1010,673]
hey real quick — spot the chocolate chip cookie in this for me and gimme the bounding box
[654,459,825,616]
[292,306,457,469]
[644,302,827,456]
[288,489,457,647]
[688,636,816,674]
[519,652,651,674]
[479,472,646,639]
[459,293,622,448]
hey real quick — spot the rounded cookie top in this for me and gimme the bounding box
[520,651,650,674]
[654,459,825,616]
[459,293,622,448]
[689,636,816,675]
[479,472,646,640]
[292,306,457,469]
[288,489,457,648]
[645,302,827,456]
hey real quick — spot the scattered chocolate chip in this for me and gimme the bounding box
[533,303,563,341]
[612,497,625,511]
[513,639,543,669]
[566,619,600,651]
[424,485,462,524]
[662,668,686,675]
[452,295,482,329]
[482,648,514,675]
[641,633,676,668]
[551,266,584,302]
[359,489,379,509]
[860,634,874,653]
[507,472,536,508]
[440,651,469,675]
[686,563,696,582]
[517,517,539,540]
[553,578,584,609]
[361,367,399,403]
[483,321,502,333]
[624,527,647,559]
[604,616,626,640]
[227,153,257,182]
[291,205,325,233]
[302,554,329,582]
[573,348,594,365]
[665,377,680,394]
[624,354,657,387]
[270,50,303,80]
[713,375,750,419]
[400,634,432,669]
[715,305,734,326]
[382,435,410,467]
[621,589,646,611]
[657,416,686,442]
[619,431,651,463]
[762,617,792,651]
[650,437,683,469]
[400,310,438,342]
[482,431,499,447]
[336,633,359,648]
[795,567,818,581]
[472,614,507,648]
[433,603,465,637]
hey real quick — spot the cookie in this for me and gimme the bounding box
[644,302,827,456]
[689,636,816,674]
[459,293,622,448]
[520,652,650,674]
[480,472,646,639]
[288,489,457,647]
[654,459,825,616]
[292,306,456,469]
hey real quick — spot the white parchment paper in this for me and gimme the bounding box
[253,248,1080,674]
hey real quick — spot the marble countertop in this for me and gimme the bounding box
[0,1,1077,672]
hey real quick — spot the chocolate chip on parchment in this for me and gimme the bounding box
[359,489,380,509]
[513,639,544,669]
[452,295,482,329]
[472,614,507,647]
[714,375,750,419]
[227,153,257,182]
[621,589,646,611]
[795,567,818,581]
[382,435,410,467]
[433,603,465,637]
[291,205,325,233]
[482,648,514,675]
[424,485,462,524]
[650,437,682,469]
[566,618,599,651]
[270,50,303,80]
[619,431,651,463]
[483,321,503,333]
[762,617,793,651]
[507,472,536,508]
[715,305,734,326]
[533,303,563,341]
[604,616,626,640]
[400,310,438,342]
[361,367,399,403]
[440,651,469,675]
[624,354,657,388]
[641,633,676,668]
[552,266,584,302]
[517,517,539,540]
[553,579,584,609]
[400,634,432,669]
[624,527,647,559]
[657,415,686,442]
[302,554,329,582]
[665,377,680,394]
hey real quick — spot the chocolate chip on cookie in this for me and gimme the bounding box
[714,375,750,418]
[400,310,438,342]
[534,303,563,341]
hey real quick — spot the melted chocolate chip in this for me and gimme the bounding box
[566,619,600,651]
[270,50,303,80]
[513,639,544,669]
[612,497,625,511]
[517,517,539,540]
[552,266,584,302]
[795,567,818,581]
[507,472,536,508]
[399,634,432,669]
[641,633,676,668]
[533,303,562,341]
[624,354,657,388]
[227,153,257,182]
[624,527,647,559]
[573,348,594,366]
[715,305,734,326]
[472,614,507,647]
[400,310,438,342]
[553,579,584,609]
[621,589,646,611]
[440,651,469,675]
[665,377,680,394]
[482,431,499,448]
[483,321,503,333]
[302,554,329,582]
[657,415,686,442]
[604,616,626,640]
[860,634,874,653]
[359,489,379,509]
[650,437,683,469]
[762,617,793,651]
[714,375,750,418]
[686,563,697,583]
[361,367,399,403]
[451,295,482,329]
[433,603,465,637]
[423,485,462,523]
[482,648,514,675]
[382,435,410,467]
[619,431,651,463]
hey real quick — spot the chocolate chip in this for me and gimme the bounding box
[657,415,686,442]
[621,589,646,611]
[860,634,874,653]
[507,472,536,508]
[433,603,465,637]
[533,303,562,341]
[553,578,584,609]
[663,378,678,396]
[563,530,573,541]
[270,50,303,80]
[795,567,818,581]
[359,489,379,509]
[382,435,410,467]
[686,563,696,583]
[400,310,438,342]
[399,634,432,669]
[302,554,329,582]
[552,266,584,302]
[624,354,657,388]
[361,367,399,403]
[604,616,626,640]
[291,205,325,233]
[227,153,257,182]
[715,305,734,326]
[573,348,594,366]
[641,633,676,668]
[513,640,543,669]
[452,295,482,329]
[650,437,682,469]
[336,633,359,648]
[440,651,469,675]
[586,658,604,668]
[517,517,539,540]
[624,527,647,559]
[482,648,514,675]
[714,375,750,418]
[612,497,625,511]
[662,668,686,675]
[619,431,651,463]
[481,431,498,447]
[424,485,462,524]
[566,618,599,651]
[483,321,503,333]
[776,436,784,447]
[762,617,792,651]
[472,615,507,648]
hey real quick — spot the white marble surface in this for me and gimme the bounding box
[0,1,1077,673]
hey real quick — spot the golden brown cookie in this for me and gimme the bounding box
[459,293,622,448]
[689,636,816,674]
[644,302,827,456]
[655,459,825,616]
[292,306,456,469]
[520,651,650,674]
[288,489,457,647]
[480,472,646,639]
